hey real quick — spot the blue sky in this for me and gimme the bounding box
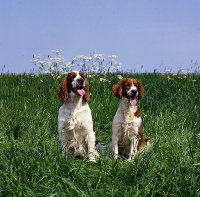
[0,0,200,74]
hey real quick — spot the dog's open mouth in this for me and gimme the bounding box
[127,96,137,105]
[72,86,85,96]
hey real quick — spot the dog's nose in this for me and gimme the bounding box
[131,89,137,94]
[77,78,84,84]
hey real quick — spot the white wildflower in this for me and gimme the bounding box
[57,75,62,79]
[43,70,49,74]
[63,63,71,68]
[59,68,64,72]
[108,55,118,59]
[165,69,172,74]
[117,75,123,80]
[178,69,186,75]
[94,54,104,60]
[87,75,95,78]
[39,61,45,66]
[53,57,61,63]
[100,78,108,82]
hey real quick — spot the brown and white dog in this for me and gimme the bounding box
[109,78,150,160]
[56,71,99,161]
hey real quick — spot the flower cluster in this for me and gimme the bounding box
[31,51,122,74]
[31,50,73,74]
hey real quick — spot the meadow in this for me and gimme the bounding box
[0,73,199,196]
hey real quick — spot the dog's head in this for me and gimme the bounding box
[112,78,144,105]
[56,71,89,102]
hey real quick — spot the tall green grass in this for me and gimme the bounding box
[0,73,199,196]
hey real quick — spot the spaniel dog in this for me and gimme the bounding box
[109,78,150,160]
[56,71,99,162]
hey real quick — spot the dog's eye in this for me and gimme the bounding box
[69,73,77,80]
[69,76,75,81]
[125,83,131,88]
[79,72,85,79]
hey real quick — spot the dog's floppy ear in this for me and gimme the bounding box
[112,82,122,99]
[137,79,144,99]
[83,79,90,102]
[56,75,68,102]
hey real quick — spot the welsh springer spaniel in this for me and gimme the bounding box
[56,71,99,162]
[110,78,150,160]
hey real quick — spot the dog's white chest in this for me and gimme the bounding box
[121,118,141,137]
[113,104,142,137]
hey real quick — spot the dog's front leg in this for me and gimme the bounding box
[133,135,139,155]
[87,131,98,162]
[58,120,68,153]
[128,138,134,160]
[112,134,119,159]
[59,129,69,154]
[128,136,139,160]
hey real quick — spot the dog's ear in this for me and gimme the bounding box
[137,79,144,99]
[56,75,68,102]
[83,79,90,102]
[112,82,122,99]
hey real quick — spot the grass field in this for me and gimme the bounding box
[0,73,199,196]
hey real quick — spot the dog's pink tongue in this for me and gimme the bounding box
[77,89,85,96]
[129,98,137,105]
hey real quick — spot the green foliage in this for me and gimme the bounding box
[0,73,199,196]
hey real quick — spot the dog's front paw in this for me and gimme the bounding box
[88,157,96,162]
[128,153,135,161]
[88,150,99,162]
[88,154,97,162]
